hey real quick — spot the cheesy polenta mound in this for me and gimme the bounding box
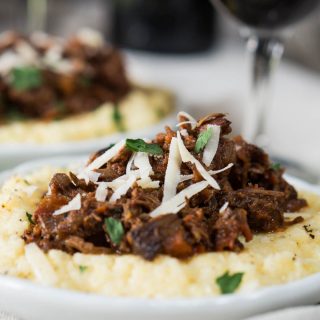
[0,167,319,298]
[0,87,173,144]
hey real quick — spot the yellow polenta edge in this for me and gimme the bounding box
[0,166,320,298]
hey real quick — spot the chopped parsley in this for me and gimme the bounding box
[26,212,35,225]
[6,107,26,122]
[155,107,165,119]
[79,265,88,273]
[113,106,125,132]
[216,271,244,294]
[56,101,66,113]
[104,217,124,245]
[106,143,115,150]
[10,67,42,91]
[126,138,163,155]
[270,162,281,171]
[78,75,92,87]
[194,126,213,153]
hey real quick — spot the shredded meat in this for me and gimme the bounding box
[23,113,307,260]
[213,208,252,251]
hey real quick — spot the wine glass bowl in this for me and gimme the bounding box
[211,0,319,146]
[213,0,319,32]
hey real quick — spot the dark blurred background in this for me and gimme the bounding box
[2,0,319,71]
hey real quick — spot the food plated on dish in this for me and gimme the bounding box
[0,29,173,143]
[0,111,319,302]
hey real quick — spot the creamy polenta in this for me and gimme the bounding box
[0,87,173,144]
[0,167,319,297]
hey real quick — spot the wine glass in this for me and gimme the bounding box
[27,0,48,33]
[211,0,319,147]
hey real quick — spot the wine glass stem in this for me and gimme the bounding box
[242,36,284,148]
[27,0,48,33]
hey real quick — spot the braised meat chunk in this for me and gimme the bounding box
[23,112,307,260]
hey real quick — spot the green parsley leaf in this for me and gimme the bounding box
[79,265,88,273]
[270,162,281,171]
[155,107,165,119]
[104,217,124,245]
[56,101,66,113]
[126,139,163,155]
[113,106,125,132]
[6,107,26,122]
[194,127,213,153]
[106,143,115,150]
[10,67,42,91]
[216,271,244,294]
[26,212,35,225]
[78,75,92,87]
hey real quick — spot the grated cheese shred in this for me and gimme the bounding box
[150,181,209,217]
[162,137,182,202]
[52,193,81,216]
[202,125,221,167]
[177,131,220,190]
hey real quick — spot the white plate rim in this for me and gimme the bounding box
[0,156,319,313]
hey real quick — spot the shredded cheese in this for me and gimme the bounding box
[219,202,229,213]
[179,163,234,183]
[210,163,234,175]
[134,152,153,180]
[108,172,140,191]
[126,153,136,175]
[162,137,181,202]
[202,125,221,167]
[80,140,125,175]
[95,182,109,202]
[177,131,220,190]
[0,50,24,75]
[110,174,136,202]
[46,186,52,196]
[180,129,189,137]
[150,181,209,217]
[176,121,196,128]
[52,193,81,216]
[76,28,104,48]
[15,40,38,65]
[77,170,101,184]
[137,178,160,189]
[177,111,197,129]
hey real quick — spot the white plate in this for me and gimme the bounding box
[0,113,176,170]
[0,157,319,320]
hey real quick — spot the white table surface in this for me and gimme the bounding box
[125,40,320,181]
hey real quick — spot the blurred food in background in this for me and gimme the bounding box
[1,0,319,68]
[0,29,174,143]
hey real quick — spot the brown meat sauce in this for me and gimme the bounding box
[23,114,307,260]
[0,31,130,122]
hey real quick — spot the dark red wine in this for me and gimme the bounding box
[215,0,319,29]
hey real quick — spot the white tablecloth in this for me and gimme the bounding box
[0,313,19,320]
[2,306,320,320]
